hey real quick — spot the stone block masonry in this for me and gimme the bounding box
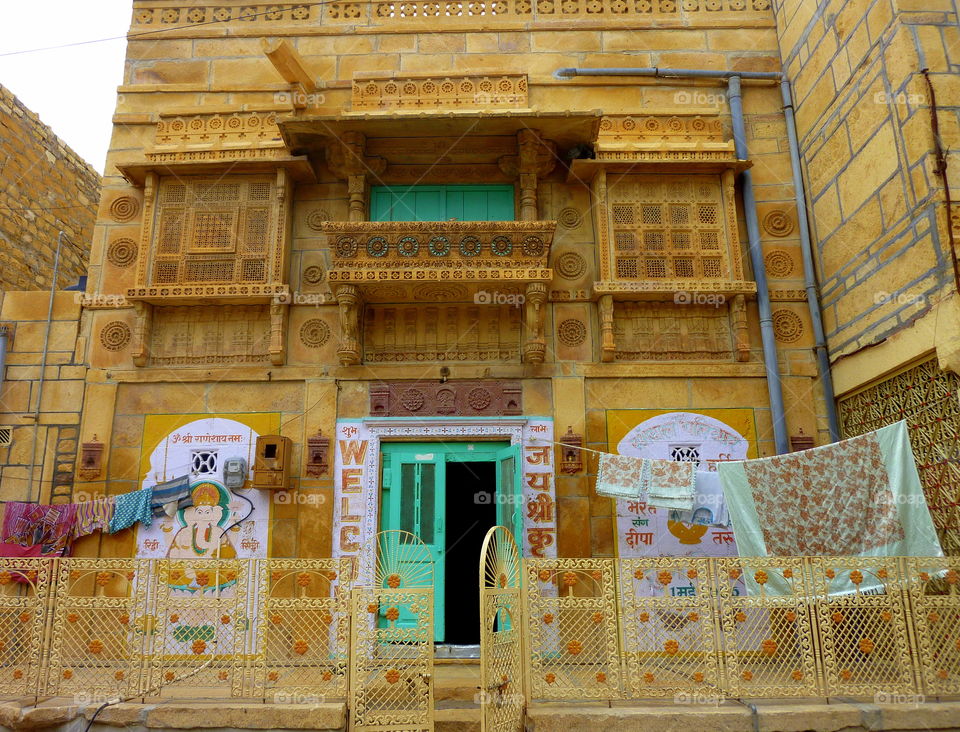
[0,84,100,291]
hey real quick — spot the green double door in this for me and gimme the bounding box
[380,441,521,642]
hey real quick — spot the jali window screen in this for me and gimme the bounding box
[608,175,732,281]
[151,177,275,285]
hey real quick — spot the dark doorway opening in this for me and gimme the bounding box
[444,460,496,644]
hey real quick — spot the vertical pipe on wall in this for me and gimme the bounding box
[781,80,840,442]
[28,231,65,499]
[727,76,790,454]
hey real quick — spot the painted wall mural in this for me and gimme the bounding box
[606,409,757,564]
[332,417,557,569]
[136,414,279,565]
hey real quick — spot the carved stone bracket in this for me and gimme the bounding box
[370,380,522,417]
[131,301,153,367]
[335,284,362,366]
[269,302,288,366]
[731,294,750,362]
[523,281,547,364]
[598,295,615,363]
[498,129,556,221]
[325,131,386,221]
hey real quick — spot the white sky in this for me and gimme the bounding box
[0,1,131,173]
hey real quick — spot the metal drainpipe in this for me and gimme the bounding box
[27,231,65,499]
[555,66,791,453]
[0,325,8,384]
[781,80,840,441]
[728,76,789,454]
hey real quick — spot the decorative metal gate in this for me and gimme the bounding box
[349,531,434,732]
[479,527,524,732]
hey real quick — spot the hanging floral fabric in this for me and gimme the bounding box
[718,420,941,560]
[646,459,696,511]
[1,502,78,557]
[595,453,648,499]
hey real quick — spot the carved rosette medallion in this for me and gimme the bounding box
[299,319,331,348]
[107,239,138,268]
[763,209,794,237]
[557,207,583,229]
[370,381,522,417]
[555,252,587,280]
[100,321,131,351]
[109,196,140,222]
[772,309,804,343]
[557,319,587,347]
[303,265,324,285]
[764,250,794,278]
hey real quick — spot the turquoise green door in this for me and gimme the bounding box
[380,441,518,643]
[496,444,523,544]
[381,449,446,638]
[370,185,515,222]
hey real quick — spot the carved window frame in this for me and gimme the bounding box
[135,171,291,289]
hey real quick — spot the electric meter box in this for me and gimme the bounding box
[252,435,292,490]
[222,457,248,489]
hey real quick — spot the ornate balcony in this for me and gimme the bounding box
[322,220,555,367]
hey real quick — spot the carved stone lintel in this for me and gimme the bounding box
[131,301,153,367]
[731,294,750,362]
[598,295,615,363]
[336,284,362,366]
[522,281,547,364]
[270,302,288,366]
[369,380,522,417]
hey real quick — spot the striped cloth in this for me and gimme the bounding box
[72,497,115,539]
[148,475,192,516]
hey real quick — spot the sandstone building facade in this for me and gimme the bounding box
[0,0,957,647]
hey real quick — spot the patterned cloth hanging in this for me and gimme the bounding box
[718,420,942,589]
[596,453,695,510]
[148,474,192,516]
[109,488,154,533]
[72,497,115,539]
[1,502,78,557]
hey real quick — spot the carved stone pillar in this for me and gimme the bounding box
[131,301,153,367]
[499,129,556,221]
[523,281,547,364]
[598,295,615,363]
[326,131,385,222]
[269,302,288,366]
[731,294,750,362]
[336,284,362,366]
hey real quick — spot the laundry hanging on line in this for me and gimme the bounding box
[109,487,154,534]
[72,496,115,539]
[595,452,696,510]
[0,502,78,557]
[717,420,942,595]
[148,474,192,516]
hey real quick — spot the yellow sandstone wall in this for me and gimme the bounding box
[8,0,832,559]
[773,0,960,394]
[0,84,100,291]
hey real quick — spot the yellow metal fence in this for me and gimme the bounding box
[0,557,352,700]
[524,556,960,700]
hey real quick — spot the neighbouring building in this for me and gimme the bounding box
[0,0,956,651]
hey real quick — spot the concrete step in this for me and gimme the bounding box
[434,661,482,703]
[435,706,481,732]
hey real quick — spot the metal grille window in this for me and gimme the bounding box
[670,445,701,464]
[191,450,219,476]
[150,177,274,286]
[609,175,730,281]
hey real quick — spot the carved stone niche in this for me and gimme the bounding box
[78,436,104,481]
[370,381,522,417]
[558,426,584,474]
[305,430,331,477]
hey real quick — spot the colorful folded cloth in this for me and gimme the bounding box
[109,488,154,533]
[149,474,192,516]
[1,502,78,556]
[72,496,115,539]
[596,454,648,499]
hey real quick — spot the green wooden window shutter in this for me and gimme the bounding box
[370,185,514,222]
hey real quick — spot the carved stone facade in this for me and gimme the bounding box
[370,381,523,417]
